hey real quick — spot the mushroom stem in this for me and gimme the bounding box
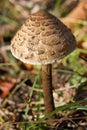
[42,64,56,122]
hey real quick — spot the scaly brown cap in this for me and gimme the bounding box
[11,11,76,64]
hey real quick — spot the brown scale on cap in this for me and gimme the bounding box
[11,10,76,64]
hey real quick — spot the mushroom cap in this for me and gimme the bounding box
[11,11,76,64]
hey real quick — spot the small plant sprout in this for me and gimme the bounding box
[11,11,76,124]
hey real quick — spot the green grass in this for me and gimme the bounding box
[18,98,87,130]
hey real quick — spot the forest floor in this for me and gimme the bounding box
[0,0,87,130]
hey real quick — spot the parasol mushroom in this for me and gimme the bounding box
[11,10,76,124]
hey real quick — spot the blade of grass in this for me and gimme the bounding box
[0,15,17,24]
[77,48,87,54]
[24,73,39,120]
[54,68,87,79]
[62,18,87,26]
[40,98,87,121]
[0,63,12,66]
[54,0,63,9]
[19,99,87,129]
[72,105,87,110]
[0,116,9,130]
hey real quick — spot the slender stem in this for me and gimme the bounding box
[41,64,56,122]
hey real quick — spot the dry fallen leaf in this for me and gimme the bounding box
[0,77,17,98]
[62,0,87,28]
